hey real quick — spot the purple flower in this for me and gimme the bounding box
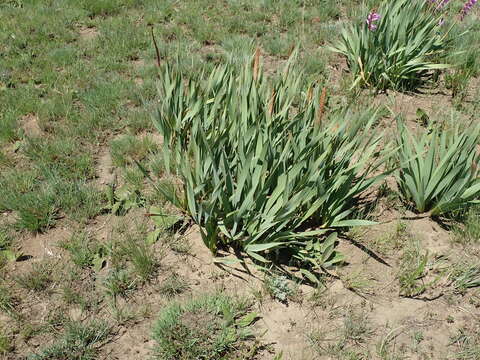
[366,11,381,31]
[461,0,478,19]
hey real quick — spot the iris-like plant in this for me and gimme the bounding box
[150,54,388,278]
[395,122,480,216]
[331,0,451,91]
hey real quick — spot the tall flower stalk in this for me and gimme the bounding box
[461,0,478,19]
[366,11,381,31]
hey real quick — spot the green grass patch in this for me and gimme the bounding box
[152,293,261,360]
[28,321,110,360]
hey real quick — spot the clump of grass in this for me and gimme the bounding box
[449,324,480,360]
[120,235,159,281]
[16,262,54,293]
[61,283,100,313]
[60,232,99,269]
[28,321,110,360]
[62,286,86,306]
[110,135,157,168]
[23,138,96,181]
[158,273,190,298]
[453,206,480,245]
[449,263,480,294]
[0,286,17,317]
[55,181,106,222]
[0,328,12,355]
[81,0,122,16]
[0,173,104,232]
[1,185,58,233]
[339,270,374,296]
[0,230,14,268]
[0,230,11,251]
[152,293,261,360]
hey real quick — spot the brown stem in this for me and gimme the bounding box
[253,47,260,81]
[151,27,161,67]
[316,87,327,126]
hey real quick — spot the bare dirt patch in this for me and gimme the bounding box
[15,226,70,263]
[20,113,42,138]
[132,59,145,68]
[95,147,115,185]
[79,26,99,41]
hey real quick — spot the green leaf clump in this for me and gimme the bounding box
[395,122,480,216]
[330,0,451,91]
[152,54,388,276]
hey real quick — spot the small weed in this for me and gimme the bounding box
[411,330,424,352]
[152,293,261,360]
[343,309,373,344]
[104,184,145,216]
[165,236,191,255]
[0,286,17,316]
[340,270,374,295]
[103,269,136,300]
[309,286,336,311]
[264,275,294,303]
[60,232,98,269]
[121,236,158,281]
[376,327,405,360]
[449,325,480,360]
[397,240,432,298]
[0,230,11,251]
[0,328,12,355]
[371,221,409,255]
[449,263,480,294]
[110,304,137,325]
[452,206,480,245]
[158,273,190,298]
[62,286,83,305]
[28,321,110,360]
[16,262,54,292]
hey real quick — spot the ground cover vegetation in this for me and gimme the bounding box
[1,0,480,359]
